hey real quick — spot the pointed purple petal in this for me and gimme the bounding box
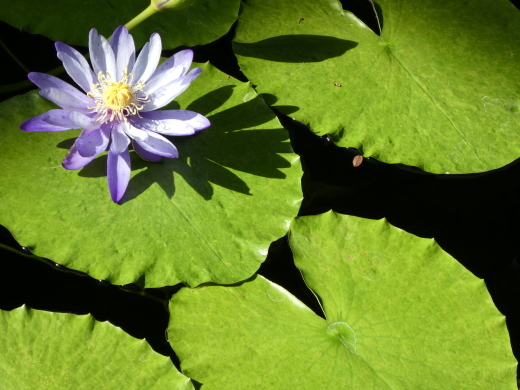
[89,28,116,77]
[125,123,148,141]
[143,68,202,111]
[130,115,195,136]
[69,111,99,130]
[107,147,131,202]
[110,122,130,154]
[109,26,135,80]
[145,49,193,95]
[39,87,92,114]
[55,42,96,92]
[132,140,162,162]
[21,109,76,132]
[62,143,96,170]
[140,110,210,132]
[40,109,76,127]
[29,72,89,103]
[21,116,66,132]
[132,33,161,83]
[76,128,109,157]
[62,125,111,170]
[135,131,179,158]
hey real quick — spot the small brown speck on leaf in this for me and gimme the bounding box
[299,18,306,24]
[334,83,341,87]
[352,155,363,167]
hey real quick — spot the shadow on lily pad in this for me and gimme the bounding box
[74,86,295,203]
[233,35,358,63]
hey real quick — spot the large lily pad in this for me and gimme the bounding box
[0,0,239,49]
[0,306,193,389]
[234,0,520,173]
[168,212,517,389]
[0,62,302,287]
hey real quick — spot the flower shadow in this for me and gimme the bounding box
[233,35,358,63]
[74,85,297,203]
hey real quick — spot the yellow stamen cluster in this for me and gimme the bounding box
[87,68,149,123]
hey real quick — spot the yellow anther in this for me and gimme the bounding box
[87,68,149,123]
[102,82,133,110]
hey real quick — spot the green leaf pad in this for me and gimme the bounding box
[168,212,517,389]
[0,0,239,49]
[234,0,520,173]
[0,306,193,389]
[0,63,302,287]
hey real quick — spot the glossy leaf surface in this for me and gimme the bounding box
[168,212,517,389]
[0,0,239,49]
[0,63,302,287]
[0,306,193,389]
[234,0,520,173]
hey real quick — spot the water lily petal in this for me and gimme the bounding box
[134,131,179,158]
[29,72,88,102]
[107,147,131,203]
[109,26,136,81]
[132,140,162,162]
[143,68,202,111]
[130,115,195,136]
[76,128,109,157]
[69,111,99,130]
[39,87,92,114]
[23,26,209,203]
[55,42,96,93]
[132,33,161,83]
[144,49,193,95]
[124,122,148,141]
[110,122,131,154]
[142,110,210,131]
[40,109,75,127]
[89,28,117,78]
[62,143,96,170]
[21,109,76,132]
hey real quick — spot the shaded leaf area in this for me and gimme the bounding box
[1,1,520,386]
[169,213,516,389]
[0,229,180,367]
[0,20,247,98]
[166,21,248,84]
[279,111,520,377]
[233,35,357,63]
[0,222,322,371]
[0,306,194,390]
[0,63,302,288]
[0,0,239,49]
[0,21,64,87]
[234,0,520,174]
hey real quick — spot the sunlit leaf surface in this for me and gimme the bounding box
[0,63,302,287]
[168,212,517,389]
[0,306,193,389]
[234,0,520,173]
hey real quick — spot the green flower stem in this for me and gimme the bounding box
[124,3,158,31]
[0,3,158,95]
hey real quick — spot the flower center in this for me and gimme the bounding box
[87,68,149,123]
[102,82,134,110]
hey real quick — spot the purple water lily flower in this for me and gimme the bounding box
[21,26,210,203]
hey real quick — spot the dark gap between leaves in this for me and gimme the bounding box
[0,229,183,370]
[274,108,520,379]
